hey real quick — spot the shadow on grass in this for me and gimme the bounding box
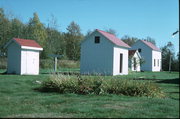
[156,78,179,85]
[33,86,59,94]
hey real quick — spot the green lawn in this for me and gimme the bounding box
[0,70,179,118]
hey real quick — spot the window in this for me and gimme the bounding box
[158,59,159,67]
[95,36,100,43]
[154,59,156,67]
[138,48,141,53]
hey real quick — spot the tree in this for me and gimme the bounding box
[171,52,179,71]
[0,8,12,51]
[85,29,93,38]
[161,42,175,71]
[105,28,118,36]
[10,18,25,38]
[121,35,139,46]
[144,36,156,46]
[65,21,84,60]
[44,15,65,58]
[26,12,47,47]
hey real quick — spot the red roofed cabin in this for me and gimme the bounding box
[80,29,130,75]
[4,38,43,75]
[130,40,162,72]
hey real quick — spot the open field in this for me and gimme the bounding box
[0,70,179,118]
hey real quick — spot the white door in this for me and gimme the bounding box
[26,51,39,74]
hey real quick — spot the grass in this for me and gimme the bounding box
[0,69,179,118]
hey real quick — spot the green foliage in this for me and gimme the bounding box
[121,35,139,46]
[0,8,84,60]
[105,28,118,36]
[0,58,7,69]
[65,21,84,60]
[58,60,80,68]
[26,12,47,47]
[40,59,79,69]
[102,79,165,98]
[161,42,179,71]
[41,74,165,98]
[0,8,12,50]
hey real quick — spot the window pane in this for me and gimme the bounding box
[95,36,100,43]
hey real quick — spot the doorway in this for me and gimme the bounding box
[120,53,123,73]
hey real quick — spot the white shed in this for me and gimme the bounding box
[128,50,141,72]
[4,38,43,75]
[130,40,162,72]
[80,29,130,75]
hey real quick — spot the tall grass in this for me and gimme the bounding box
[40,74,165,98]
[0,58,7,69]
[40,59,79,69]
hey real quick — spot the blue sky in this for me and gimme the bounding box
[0,0,179,54]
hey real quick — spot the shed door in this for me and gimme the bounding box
[26,51,38,74]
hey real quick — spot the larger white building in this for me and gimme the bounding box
[4,38,43,75]
[130,40,162,72]
[80,29,130,75]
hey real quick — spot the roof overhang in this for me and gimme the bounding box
[21,46,43,51]
[4,39,43,51]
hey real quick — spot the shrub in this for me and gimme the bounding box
[101,79,165,97]
[40,74,165,98]
[42,74,79,93]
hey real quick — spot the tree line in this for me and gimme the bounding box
[0,8,179,71]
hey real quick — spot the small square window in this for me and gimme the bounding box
[138,48,141,53]
[95,36,100,43]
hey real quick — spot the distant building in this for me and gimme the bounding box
[128,50,141,72]
[130,40,161,71]
[4,38,43,75]
[80,29,130,75]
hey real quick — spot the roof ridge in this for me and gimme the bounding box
[96,29,131,48]
[141,40,161,51]
[13,38,42,48]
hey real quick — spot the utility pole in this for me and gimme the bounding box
[48,54,63,72]
[54,57,57,72]
[169,29,179,73]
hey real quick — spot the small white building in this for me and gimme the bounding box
[80,29,130,75]
[130,40,162,72]
[128,50,141,72]
[4,38,43,75]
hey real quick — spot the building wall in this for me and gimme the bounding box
[7,42,21,74]
[130,41,152,71]
[129,52,141,72]
[80,31,114,75]
[113,47,128,75]
[152,50,161,71]
[21,49,40,75]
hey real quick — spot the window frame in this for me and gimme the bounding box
[94,36,100,44]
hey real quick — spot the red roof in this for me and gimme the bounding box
[96,29,131,48]
[129,50,137,56]
[13,38,42,48]
[141,40,161,51]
